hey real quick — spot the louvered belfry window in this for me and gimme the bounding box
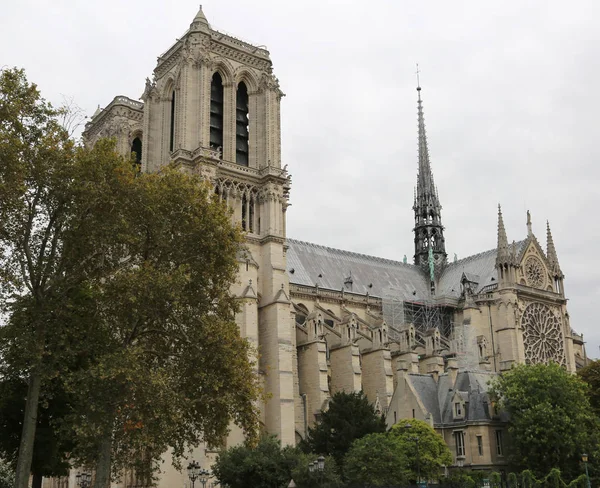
[210,72,224,150]
[236,81,249,166]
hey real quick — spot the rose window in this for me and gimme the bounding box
[525,256,545,288]
[521,302,565,366]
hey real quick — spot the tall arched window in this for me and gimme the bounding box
[242,194,248,231]
[210,73,224,150]
[169,91,176,152]
[236,81,249,166]
[131,137,142,165]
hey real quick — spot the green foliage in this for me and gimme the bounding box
[0,459,14,488]
[544,468,565,488]
[489,363,600,479]
[302,391,386,466]
[490,472,502,488]
[577,360,600,418]
[289,452,342,488]
[508,472,519,488]
[522,470,536,488]
[0,67,260,483]
[440,472,477,488]
[566,474,588,488]
[213,436,307,488]
[343,433,409,487]
[389,418,452,482]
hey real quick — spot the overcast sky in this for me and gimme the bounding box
[2,0,598,358]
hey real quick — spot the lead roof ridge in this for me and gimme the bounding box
[286,237,419,268]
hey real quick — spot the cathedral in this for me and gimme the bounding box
[77,6,588,485]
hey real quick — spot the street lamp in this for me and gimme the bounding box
[76,473,92,488]
[582,454,591,488]
[308,456,325,486]
[199,468,210,488]
[187,461,201,488]
[405,424,422,486]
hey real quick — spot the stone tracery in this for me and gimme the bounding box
[521,302,565,366]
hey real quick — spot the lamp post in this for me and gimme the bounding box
[75,472,92,488]
[187,461,201,488]
[405,424,422,486]
[582,454,591,488]
[308,456,325,486]
[199,468,209,488]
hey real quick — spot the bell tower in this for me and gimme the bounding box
[138,6,295,445]
[412,81,447,282]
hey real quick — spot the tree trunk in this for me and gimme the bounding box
[93,433,113,488]
[14,369,42,488]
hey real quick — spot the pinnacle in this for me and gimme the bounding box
[546,221,562,275]
[496,204,510,263]
[191,5,210,29]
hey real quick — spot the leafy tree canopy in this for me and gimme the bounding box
[302,391,386,466]
[343,433,409,487]
[389,418,452,483]
[577,359,600,418]
[212,436,296,488]
[0,67,260,488]
[489,362,600,479]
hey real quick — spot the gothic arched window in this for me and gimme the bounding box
[169,91,176,152]
[131,137,142,165]
[236,81,249,166]
[210,73,224,150]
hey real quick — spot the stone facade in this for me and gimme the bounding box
[74,6,589,486]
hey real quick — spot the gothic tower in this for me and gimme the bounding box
[413,84,447,282]
[83,6,296,448]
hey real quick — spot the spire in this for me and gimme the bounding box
[496,204,509,261]
[416,77,436,205]
[546,221,562,276]
[191,5,210,31]
[412,66,447,277]
[526,210,533,236]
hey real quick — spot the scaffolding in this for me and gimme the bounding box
[382,288,456,338]
[382,288,486,369]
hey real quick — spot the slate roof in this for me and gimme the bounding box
[437,248,498,298]
[286,239,431,301]
[286,238,525,303]
[409,370,507,425]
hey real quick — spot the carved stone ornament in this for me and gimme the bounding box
[521,302,565,366]
[524,255,545,288]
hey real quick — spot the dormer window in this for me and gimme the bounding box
[454,402,462,417]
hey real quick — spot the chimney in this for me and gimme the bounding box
[447,358,459,387]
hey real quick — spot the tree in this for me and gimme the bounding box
[489,363,600,479]
[389,419,452,483]
[0,68,260,488]
[288,452,341,488]
[57,163,260,487]
[212,436,296,488]
[577,360,600,418]
[302,391,386,466]
[343,433,409,487]
[0,459,14,488]
[0,67,114,488]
